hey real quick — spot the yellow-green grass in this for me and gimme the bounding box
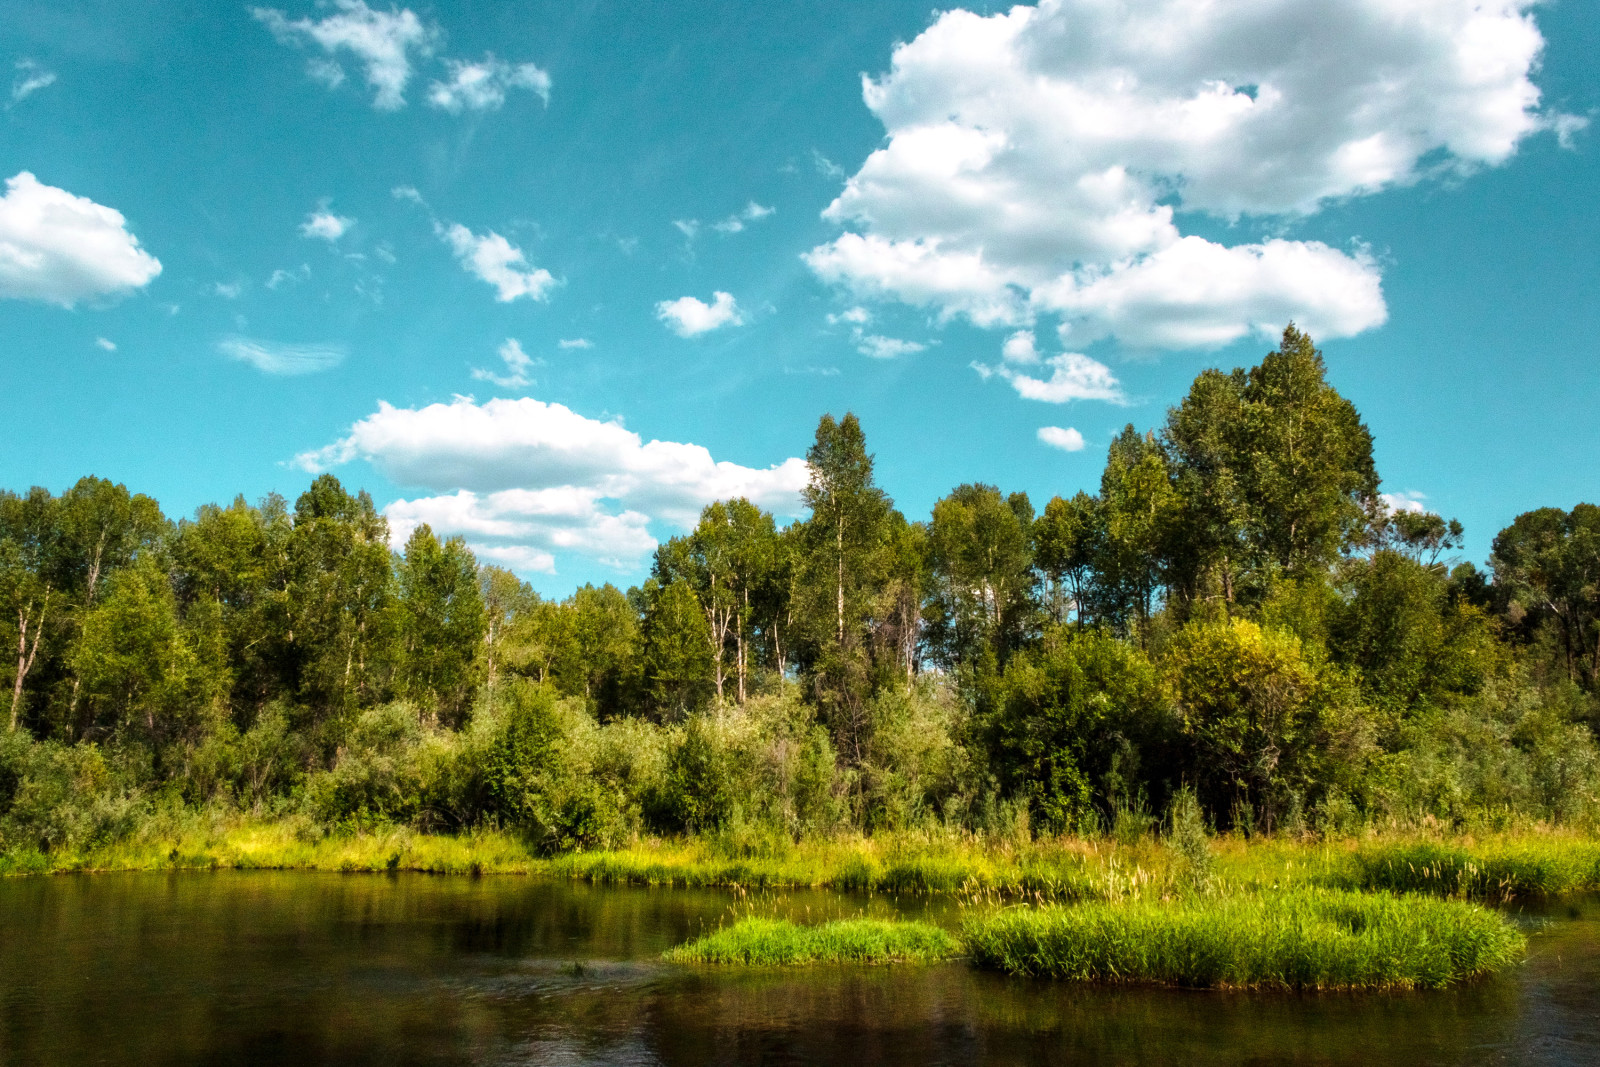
[961,889,1525,990]
[1340,839,1600,900]
[664,916,960,966]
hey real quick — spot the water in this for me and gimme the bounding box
[1,872,1595,1066]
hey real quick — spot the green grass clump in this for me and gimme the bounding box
[663,917,960,966]
[962,889,1524,990]
[1345,840,1600,900]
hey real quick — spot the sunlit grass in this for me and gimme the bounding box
[664,916,960,966]
[1340,839,1600,900]
[961,889,1525,990]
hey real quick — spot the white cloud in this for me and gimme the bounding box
[656,291,744,337]
[856,334,925,359]
[1002,330,1040,364]
[266,264,310,289]
[213,281,244,300]
[428,53,551,112]
[253,0,436,110]
[977,350,1126,404]
[673,219,700,241]
[558,337,592,349]
[812,149,845,179]
[827,306,871,326]
[471,337,541,388]
[300,209,353,242]
[10,60,55,104]
[439,222,556,302]
[297,394,810,570]
[1038,425,1085,452]
[218,336,346,376]
[807,0,1565,348]
[1381,490,1428,515]
[391,184,425,205]
[95,337,116,352]
[711,201,776,235]
[0,172,162,306]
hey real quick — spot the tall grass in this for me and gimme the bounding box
[664,916,959,965]
[961,889,1525,990]
[1343,840,1600,900]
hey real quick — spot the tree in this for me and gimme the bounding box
[979,627,1165,833]
[1033,492,1099,627]
[0,488,61,733]
[479,566,534,692]
[396,525,487,722]
[1092,426,1179,640]
[1491,504,1600,689]
[1164,325,1378,608]
[925,483,1036,669]
[1165,617,1322,831]
[793,413,898,762]
[639,579,714,720]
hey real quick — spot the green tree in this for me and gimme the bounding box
[0,488,61,733]
[1092,427,1179,640]
[1491,504,1600,689]
[639,578,714,720]
[396,525,486,722]
[925,483,1037,669]
[479,566,534,692]
[1033,492,1099,627]
[793,413,898,762]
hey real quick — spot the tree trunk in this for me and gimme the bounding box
[9,587,49,733]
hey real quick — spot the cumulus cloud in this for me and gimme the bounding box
[807,0,1565,348]
[1038,425,1085,451]
[218,336,346,376]
[712,201,776,235]
[253,0,436,110]
[975,345,1126,405]
[428,53,550,112]
[300,209,353,242]
[1381,490,1429,515]
[0,172,162,306]
[296,395,809,571]
[439,222,556,302]
[10,60,55,104]
[471,337,540,388]
[656,291,744,337]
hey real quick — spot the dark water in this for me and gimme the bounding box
[1,873,1596,1066]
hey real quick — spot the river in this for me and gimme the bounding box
[1,872,1595,1065]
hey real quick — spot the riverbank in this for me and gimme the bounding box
[5,816,1598,903]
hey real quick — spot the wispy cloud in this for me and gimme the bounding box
[95,337,116,352]
[218,336,346,376]
[300,208,353,242]
[558,337,592,350]
[711,201,775,235]
[428,54,550,112]
[253,0,437,110]
[471,338,541,388]
[10,60,55,105]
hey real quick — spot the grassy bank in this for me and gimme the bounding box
[4,816,1596,907]
[960,890,1525,990]
[664,917,959,965]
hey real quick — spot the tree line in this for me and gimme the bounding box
[3,326,1598,852]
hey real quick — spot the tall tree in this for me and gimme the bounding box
[1491,504,1600,689]
[0,488,60,733]
[1093,427,1180,640]
[925,483,1036,669]
[794,413,897,762]
[396,525,487,722]
[1033,492,1099,627]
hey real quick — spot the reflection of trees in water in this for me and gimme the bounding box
[2,872,1585,1067]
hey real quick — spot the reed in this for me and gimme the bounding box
[663,916,960,966]
[961,889,1525,990]
[1342,840,1600,900]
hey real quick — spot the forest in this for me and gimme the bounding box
[2,326,1598,863]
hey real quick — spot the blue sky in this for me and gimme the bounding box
[1,0,1596,594]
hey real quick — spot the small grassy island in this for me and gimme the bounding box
[4,330,1597,994]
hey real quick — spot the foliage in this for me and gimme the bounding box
[664,916,959,965]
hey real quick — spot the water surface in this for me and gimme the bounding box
[1,872,1594,1065]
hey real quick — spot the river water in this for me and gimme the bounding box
[0,872,1595,1065]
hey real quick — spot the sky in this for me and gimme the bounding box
[1,0,1596,595]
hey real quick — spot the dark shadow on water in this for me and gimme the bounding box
[0,872,1595,1066]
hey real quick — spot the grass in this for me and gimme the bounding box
[663,916,960,966]
[960,889,1526,990]
[5,814,1597,909]
[1339,840,1600,901]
